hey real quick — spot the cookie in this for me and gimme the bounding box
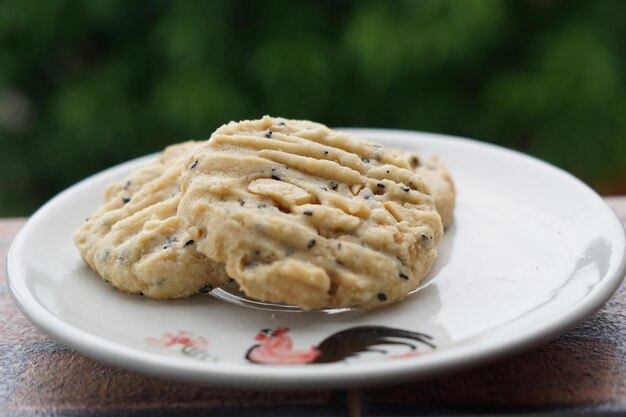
[178,116,444,310]
[403,152,455,228]
[74,141,230,299]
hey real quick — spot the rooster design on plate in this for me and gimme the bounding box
[146,326,435,364]
[246,326,435,365]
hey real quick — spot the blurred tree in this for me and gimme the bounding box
[0,0,624,215]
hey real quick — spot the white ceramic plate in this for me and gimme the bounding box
[7,129,626,389]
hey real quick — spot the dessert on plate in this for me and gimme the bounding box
[74,116,455,309]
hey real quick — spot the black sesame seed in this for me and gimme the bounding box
[163,236,177,249]
[399,273,409,280]
[321,187,328,192]
[401,187,410,192]
[271,175,281,181]
[337,242,342,249]
[118,256,124,263]
[377,183,385,189]
[278,122,286,126]
[239,200,245,206]
[364,195,370,200]
[190,160,198,169]
[324,150,329,155]
[377,293,387,301]
[122,197,130,204]
[123,180,131,190]
[265,131,273,138]
[257,204,267,209]
[329,181,338,190]
[199,285,213,293]
[307,239,316,249]
[303,210,313,216]
[362,157,370,163]
[421,234,431,241]
[184,240,195,247]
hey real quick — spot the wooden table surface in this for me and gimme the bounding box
[1,197,625,417]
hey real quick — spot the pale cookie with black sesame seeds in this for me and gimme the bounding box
[178,116,445,310]
[74,141,230,299]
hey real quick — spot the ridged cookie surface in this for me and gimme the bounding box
[178,116,444,309]
[402,153,455,229]
[74,141,229,299]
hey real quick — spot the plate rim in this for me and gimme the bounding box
[7,128,626,388]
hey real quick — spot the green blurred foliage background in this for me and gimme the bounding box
[1,0,625,216]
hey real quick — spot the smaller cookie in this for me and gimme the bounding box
[74,141,229,299]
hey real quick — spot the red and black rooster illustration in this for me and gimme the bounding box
[246,326,435,365]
